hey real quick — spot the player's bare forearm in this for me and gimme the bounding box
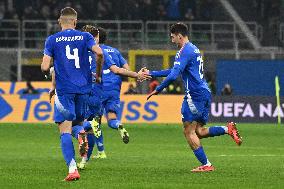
[110,65,151,81]
[92,45,103,78]
[110,65,137,78]
[49,67,55,103]
[96,54,103,78]
[51,68,56,88]
[41,55,52,75]
[123,63,130,70]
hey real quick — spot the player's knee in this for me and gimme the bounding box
[195,127,203,138]
[82,121,92,132]
[195,127,207,138]
[183,126,195,137]
[107,111,117,120]
[58,121,72,134]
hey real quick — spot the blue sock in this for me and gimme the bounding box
[72,125,84,139]
[60,133,75,166]
[87,133,95,160]
[208,126,227,137]
[193,146,209,165]
[95,130,104,152]
[108,119,120,129]
[83,121,92,132]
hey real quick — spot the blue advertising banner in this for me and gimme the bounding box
[216,60,284,96]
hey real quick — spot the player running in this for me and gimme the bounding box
[92,27,133,158]
[145,22,242,172]
[76,25,151,169]
[41,7,104,181]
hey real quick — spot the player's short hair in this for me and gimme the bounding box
[97,27,107,44]
[60,7,77,18]
[170,22,189,37]
[82,25,99,37]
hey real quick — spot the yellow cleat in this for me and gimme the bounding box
[118,125,129,144]
[93,151,107,159]
[77,161,87,170]
[91,118,102,138]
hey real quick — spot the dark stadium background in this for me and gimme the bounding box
[0,1,284,188]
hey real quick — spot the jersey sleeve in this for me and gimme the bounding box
[85,32,96,50]
[155,67,180,92]
[155,49,191,92]
[103,51,116,69]
[116,49,127,67]
[43,36,54,57]
[149,69,171,77]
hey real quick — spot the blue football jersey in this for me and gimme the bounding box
[89,50,115,90]
[156,42,210,99]
[88,51,102,92]
[174,42,210,98]
[43,29,96,95]
[100,44,127,91]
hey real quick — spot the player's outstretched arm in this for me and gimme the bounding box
[41,55,52,76]
[122,63,130,70]
[139,67,171,77]
[156,67,180,92]
[150,69,172,77]
[109,65,151,81]
[146,67,180,101]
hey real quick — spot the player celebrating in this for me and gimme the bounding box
[92,27,133,158]
[76,25,151,169]
[41,7,104,181]
[146,22,242,172]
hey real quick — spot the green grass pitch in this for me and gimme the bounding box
[0,123,284,189]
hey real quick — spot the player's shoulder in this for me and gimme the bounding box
[185,42,199,52]
[66,30,93,39]
[101,44,116,53]
[45,33,56,42]
[110,46,121,56]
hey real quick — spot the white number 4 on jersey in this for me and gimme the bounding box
[66,45,80,68]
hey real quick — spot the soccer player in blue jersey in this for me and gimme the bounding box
[41,7,104,181]
[76,25,151,169]
[146,22,242,172]
[92,27,133,158]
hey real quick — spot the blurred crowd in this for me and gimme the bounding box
[0,0,216,22]
[2,0,281,23]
